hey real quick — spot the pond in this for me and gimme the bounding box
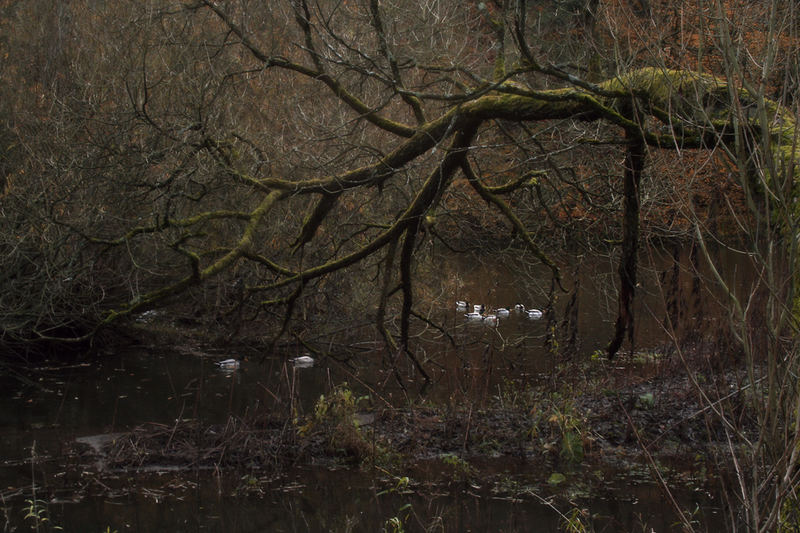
[0,245,742,531]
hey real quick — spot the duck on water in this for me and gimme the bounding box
[215,358,241,370]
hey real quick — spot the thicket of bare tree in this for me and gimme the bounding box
[651,4,800,531]
[1,0,622,356]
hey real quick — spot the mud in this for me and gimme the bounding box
[71,354,742,485]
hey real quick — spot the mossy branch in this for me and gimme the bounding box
[101,190,283,323]
[485,170,546,195]
[291,193,340,253]
[88,210,251,246]
[81,65,800,362]
[251,121,479,294]
[376,238,400,353]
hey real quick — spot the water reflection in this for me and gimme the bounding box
[5,459,721,532]
[44,468,569,532]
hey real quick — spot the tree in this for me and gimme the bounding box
[2,0,799,528]
[644,2,800,530]
[0,0,796,355]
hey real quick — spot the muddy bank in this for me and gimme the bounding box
[71,355,738,485]
[17,350,733,532]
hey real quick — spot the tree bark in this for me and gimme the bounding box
[608,134,645,359]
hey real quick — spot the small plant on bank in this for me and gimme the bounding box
[632,351,664,365]
[24,441,62,532]
[540,396,589,464]
[635,392,655,410]
[316,383,371,424]
[383,503,412,533]
[494,377,541,411]
[23,498,62,532]
[499,379,590,464]
[440,453,474,480]
[377,474,412,497]
[298,383,372,461]
[560,507,591,533]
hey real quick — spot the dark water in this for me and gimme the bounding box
[0,246,741,532]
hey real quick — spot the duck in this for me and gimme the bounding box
[514,303,526,312]
[456,300,469,311]
[291,355,315,368]
[215,358,241,370]
[525,308,543,319]
[482,314,499,327]
[473,304,485,314]
[495,307,510,318]
[465,311,484,321]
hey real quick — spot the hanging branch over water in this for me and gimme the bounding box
[7,1,800,369]
[607,132,646,360]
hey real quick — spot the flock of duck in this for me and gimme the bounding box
[457,301,542,327]
[212,301,543,369]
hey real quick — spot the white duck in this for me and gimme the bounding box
[525,308,543,319]
[482,314,499,327]
[473,304,485,314]
[215,358,241,370]
[465,311,484,321]
[495,308,510,318]
[291,355,315,368]
[456,300,469,311]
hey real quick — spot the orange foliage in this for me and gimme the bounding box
[597,0,799,94]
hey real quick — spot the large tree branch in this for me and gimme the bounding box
[83,65,800,360]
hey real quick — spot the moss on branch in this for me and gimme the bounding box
[96,65,800,356]
[101,191,284,323]
[89,210,252,246]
